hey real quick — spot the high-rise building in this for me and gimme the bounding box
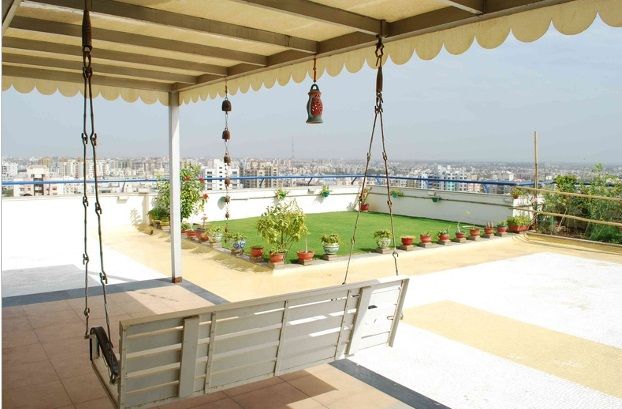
[203,159,240,190]
[241,160,279,189]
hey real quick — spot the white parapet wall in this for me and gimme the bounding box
[365,186,518,226]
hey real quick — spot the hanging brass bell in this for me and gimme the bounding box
[224,177,231,187]
[222,128,231,141]
[224,153,231,165]
[222,99,231,112]
[306,83,323,124]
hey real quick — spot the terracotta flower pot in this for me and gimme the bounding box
[401,237,414,246]
[185,230,197,239]
[250,247,264,258]
[420,235,432,244]
[455,232,465,239]
[497,226,507,234]
[198,233,210,242]
[438,233,450,241]
[469,228,480,237]
[360,203,369,212]
[508,225,528,233]
[484,227,494,235]
[269,253,284,263]
[297,251,314,261]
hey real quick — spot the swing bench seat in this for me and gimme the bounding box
[90,276,409,409]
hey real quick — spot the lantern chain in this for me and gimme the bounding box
[343,36,398,285]
[81,3,113,344]
[222,82,232,233]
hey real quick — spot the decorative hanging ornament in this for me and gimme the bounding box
[306,56,323,124]
[221,81,232,224]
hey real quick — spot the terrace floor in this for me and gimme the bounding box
[2,226,622,409]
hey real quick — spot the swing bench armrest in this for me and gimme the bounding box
[90,326,120,384]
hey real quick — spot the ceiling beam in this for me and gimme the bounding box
[30,0,318,53]
[2,65,172,91]
[174,0,574,93]
[230,0,384,35]
[3,53,197,84]
[3,37,228,76]
[2,0,21,34]
[438,0,484,14]
[11,16,269,66]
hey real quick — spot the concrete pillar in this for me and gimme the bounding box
[168,91,182,283]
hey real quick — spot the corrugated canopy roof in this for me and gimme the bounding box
[2,0,621,105]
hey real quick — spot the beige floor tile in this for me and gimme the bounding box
[2,357,59,389]
[158,392,228,409]
[27,309,83,329]
[230,382,310,409]
[278,370,311,382]
[286,370,369,406]
[35,322,89,344]
[74,397,115,409]
[223,377,284,397]
[49,353,93,379]
[61,371,107,404]
[2,305,26,319]
[41,335,90,360]
[2,342,48,366]
[23,300,74,316]
[2,328,40,348]
[3,379,72,409]
[2,316,33,332]
[323,389,406,409]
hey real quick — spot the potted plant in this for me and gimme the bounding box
[320,185,331,198]
[208,225,224,243]
[390,189,404,199]
[153,163,206,222]
[438,228,450,242]
[401,235,414,246]
[419,232,432,244]
[510,187,523,199]
[359,187,370,212]
[269,247,285,263]
[198,231,210,242]
[321,233,340,255]
[147,207,168,227]
[256,200,308,262]
[484,222,494,235]
[496,220,508,234]
[274,187,288,201]
[228,232,246,254]
[455,222,465,240]
[374,229,392,249]
[507,215,531,232]
[250,245,264,258]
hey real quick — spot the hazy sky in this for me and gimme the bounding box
[2,18,621,164]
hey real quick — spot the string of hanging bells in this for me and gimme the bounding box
[222,83,232,233]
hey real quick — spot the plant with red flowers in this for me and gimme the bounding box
[154,163,205,221]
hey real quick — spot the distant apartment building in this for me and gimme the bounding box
[203,159,240,190]
[11,166,65,196]
[2,162,19,179]
[241,160,280,189]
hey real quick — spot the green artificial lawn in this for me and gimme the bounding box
[208,211,463,262]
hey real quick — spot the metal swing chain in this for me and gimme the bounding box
[81,3,113,343]
[343,36,399,285]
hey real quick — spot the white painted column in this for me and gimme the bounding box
[168,91,182,283]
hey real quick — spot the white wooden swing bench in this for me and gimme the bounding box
[90,276,409,409]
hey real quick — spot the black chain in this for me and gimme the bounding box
[343,36,399,284]
[222,82,232,232]
[81,3,113,344]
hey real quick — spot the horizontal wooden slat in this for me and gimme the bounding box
[358,331,392,350]
[288,290,350,308]
[125,382,178,408]
[212,327,281,355]
[126,317,184,337]
[126,367,180,392]
[286,313,355,339]
[209,360,276,389]
[216,301,284,320]
[216,309,284,336]
[287,297,349,321]
[126,329,183,354]
[279,345,337,372]
[212,345,278,373]
[126,349,181,374]
[281,329,350,356]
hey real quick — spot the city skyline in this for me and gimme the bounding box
[2,20,621,164]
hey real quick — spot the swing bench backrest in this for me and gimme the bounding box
[90,276,409,409]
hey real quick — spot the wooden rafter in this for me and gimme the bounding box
[230,0,385,35]
[439,0,485,14]
[2,0,21,34]
[29,0,319,53]
[3,53,197,84]
[3,37,228,76]
[11,16,269,66]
